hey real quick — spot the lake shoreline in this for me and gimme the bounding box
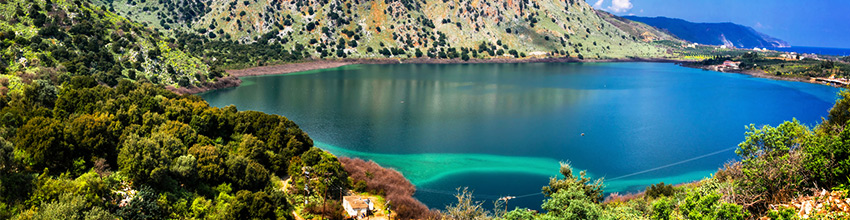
[678,62,840,87]
[171,57,692,94]
[174,56,843,95]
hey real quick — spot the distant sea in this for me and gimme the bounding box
[771,46,850,56]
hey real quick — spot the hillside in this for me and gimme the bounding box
[596,11,680,43]
[0,0,232,92]
[623,16,789,49]
[99,0,672,67]
[0,0,351,219]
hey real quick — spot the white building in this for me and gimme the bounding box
[343,196,373,218]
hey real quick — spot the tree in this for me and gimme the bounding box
[170,155,197,181]
[736,119,810,164]
[824,90,850,132]
[17,117,67,170]
[118,134,168,184]
[226,190,282,219]
[0,136,15,173]
[188,145,225,182]
[64,113,119,160]
[23,80,58,109]
[31,193,87,220]
[117,185,163,220]
[226,156,269,190]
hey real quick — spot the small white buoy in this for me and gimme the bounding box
[401,101,405,103]
[581,133,585,136]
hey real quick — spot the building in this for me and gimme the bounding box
[722,60,741,69]
[343,196,373,218]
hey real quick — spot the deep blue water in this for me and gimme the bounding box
[201,62,840,210]
[772,46,850,56]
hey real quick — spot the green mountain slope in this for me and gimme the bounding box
[0,0,225,93]
[103,0,671,64]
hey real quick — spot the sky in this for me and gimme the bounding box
[587,0,850,48]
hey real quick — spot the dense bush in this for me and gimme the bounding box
[679,189,747,220]
[645,182,676,199]
[724,119,814,212]
[0,78,345,219]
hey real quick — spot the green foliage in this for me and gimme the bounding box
[736,119,811,164]
[0,77,336,218]
[679,189,747,220]
[117,185,163,220]
[825,90,850,132]
[645,182,675,199]
[31,193,86,220]
[649,196,674,220]
[16,117,67,170]
[503,208,535,220]
[602,205,646,220]
[765,206,799,220]
[541,188,603,220]
[804,121,850,187]
[0,0,222,88]
[537,162,605,219]
[541,162,604,203]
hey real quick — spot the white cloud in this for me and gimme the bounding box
[607,0,633,13]
[593,0,604,8]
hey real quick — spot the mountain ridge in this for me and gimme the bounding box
[97,0,672,65]
[623,15,789,49]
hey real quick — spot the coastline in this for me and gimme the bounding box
[678,63,843,88]
[171,57,692,94]
[172,56,843,95]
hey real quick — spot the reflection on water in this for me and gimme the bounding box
[202,62,840,209]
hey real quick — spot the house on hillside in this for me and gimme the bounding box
[722,60,741,69]
[343,196,373,218]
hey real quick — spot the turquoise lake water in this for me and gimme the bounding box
[200,62,841,210]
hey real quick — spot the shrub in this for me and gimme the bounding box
[765,206,798,220]
[645,182,675,199]
[804,127,850,188]
[503,208,535,220]
[650,196,673,220]
[680,189,747,220]
[540,162,605,219]
[542,188,603,220]
[729,119,814,212]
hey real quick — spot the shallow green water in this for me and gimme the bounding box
[201,62,840,209]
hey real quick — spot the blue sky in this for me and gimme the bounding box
[588,0,850,48]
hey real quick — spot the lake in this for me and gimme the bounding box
[201,62,840,210]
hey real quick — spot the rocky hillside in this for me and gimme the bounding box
[623,16,789,49]
[101,0,671,63]
[0,0,230,92]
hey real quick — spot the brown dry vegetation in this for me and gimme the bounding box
[339,157,439,219]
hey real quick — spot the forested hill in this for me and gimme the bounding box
[99,0,674,67]
[0,0,227,91]
[0,0,351,218]
[623,16,790,49]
